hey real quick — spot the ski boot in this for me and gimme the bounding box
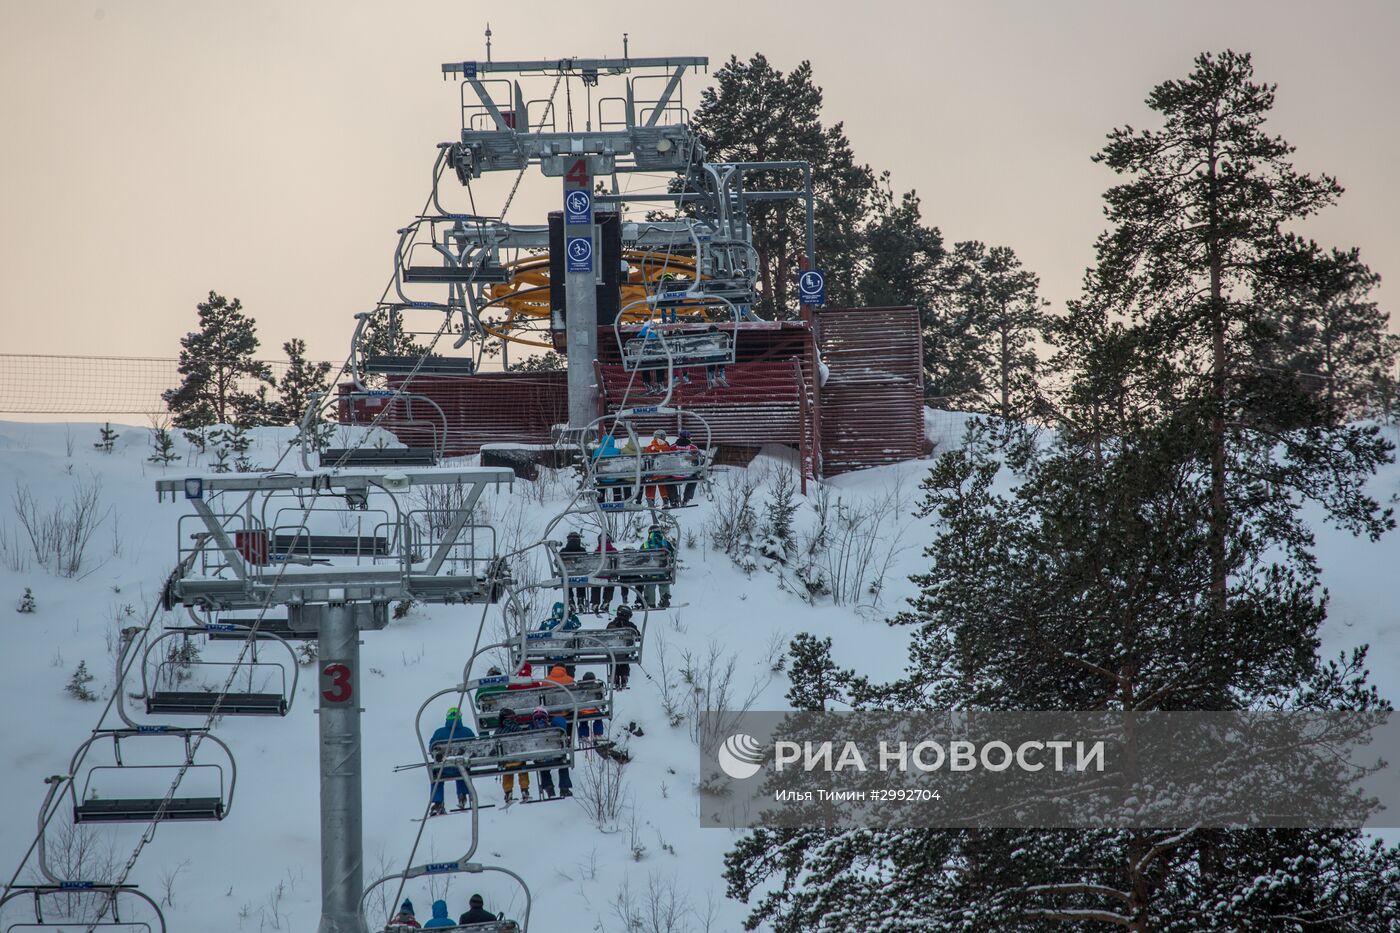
[428,801,447,817]
[521,788,532,802]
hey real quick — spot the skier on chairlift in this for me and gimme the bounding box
[669,430,700,506]
[637,320,665,393]
[638,524,675,609]
[427,706,475,815]
[606,605,640,689]
[530,706,573,799]
[539,601,581,633]
[590,534,628,613]
[576,670,607,746]
[392,899,421,928]
[423,899,455,929]
[641,431,673,507]
[560,530,590,606]
[459,893,498,925]
[493,708,532,803]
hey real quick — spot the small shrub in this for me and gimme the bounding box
[17,587,36,613]
[66,661,97,701]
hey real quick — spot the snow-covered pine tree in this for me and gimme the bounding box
[147,423,180,465]
[17,588,36,613]
[784,634,844,712]
[759,469,799,568]
[726,51,1400,931]
[93,423,119,453]
[162,291,274,427]
[66,661,96,701]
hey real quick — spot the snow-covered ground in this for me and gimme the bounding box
[0,413,1396,931]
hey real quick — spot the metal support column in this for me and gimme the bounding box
[317,600,368,933]
[564,162,598,429]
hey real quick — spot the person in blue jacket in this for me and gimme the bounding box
[422,898,455,928]
[636,320,666,393]
[538,601,581,633]
[427,707,475,815]
[638,524,675,609]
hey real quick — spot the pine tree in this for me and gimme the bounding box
[784,634,844,711]
[1262,237,1400,422]
[1076,49,1394,616]
[93,423,119,453]
[17,588,36,613]
[147,424,180,465]
[932,241,1050,419]
[359,308,433,360]
[162,291,273,427]
[274,338,333,425]
[759,469,800,567]
[66,661,97,702]
[690,54,876,316]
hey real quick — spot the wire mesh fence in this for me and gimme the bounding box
[0,354,336,416]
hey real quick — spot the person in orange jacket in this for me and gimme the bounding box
[641,430,673,507]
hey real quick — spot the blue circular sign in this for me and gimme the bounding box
[565,190,591,216]
[799,271,824,293]
[568,238,592,261]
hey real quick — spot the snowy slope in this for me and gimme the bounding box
[0,413,1395,931]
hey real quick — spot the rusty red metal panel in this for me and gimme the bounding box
[813,305,924,475]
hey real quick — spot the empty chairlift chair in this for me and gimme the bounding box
[66,728,236,824]
[0,884,166,933]
[141,628,297,717]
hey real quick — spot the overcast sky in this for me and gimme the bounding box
[1,0,1396,363]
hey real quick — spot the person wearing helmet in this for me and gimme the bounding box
[530,705,573,799]
[493,708,532,803]
[642,431,673,507]
[576,670,607,746]
[590,534,629,614]
[539,600,581,633]
[638,524,675,609]
[560,530,590,608]
[635,320,665,393]
[606,604,640,689]
[427,706,476,815]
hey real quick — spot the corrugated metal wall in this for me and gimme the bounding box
[336,309,925,476]
[812,305,925,475]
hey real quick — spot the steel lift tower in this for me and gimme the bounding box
[158,467,513,933]
[442,54,707,429]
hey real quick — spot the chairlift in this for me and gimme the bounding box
[65,728,236,824]
[361,860,529,933]
[473,677,610,731]
[512,628,642,668]
[0,884,166,933]
[204,616,312,642]
[614,294,739,373]
[579,411,714,510]
[141,628,297,717]
[558,546,675,588]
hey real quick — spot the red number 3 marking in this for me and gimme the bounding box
[321,663,352,703]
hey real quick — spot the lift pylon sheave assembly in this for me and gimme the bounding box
[157,467,513,611]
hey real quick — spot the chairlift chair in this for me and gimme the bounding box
[513,628,643,667]
[473,678,610,730]
[65,728,235,824]
[141,628,297,717]
[361,860,529,933]
[0,884,166,933]
[558,547,675,587]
